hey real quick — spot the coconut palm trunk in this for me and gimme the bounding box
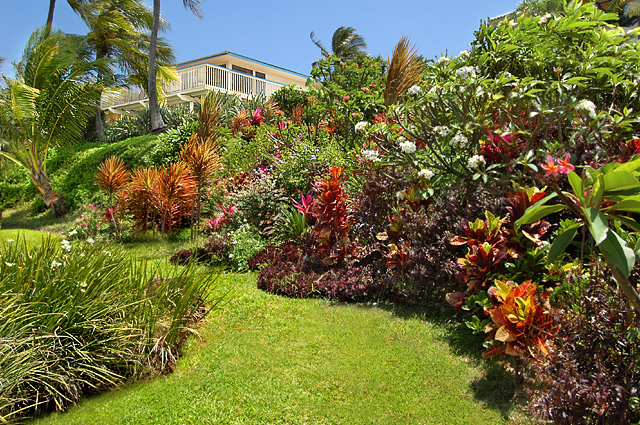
[148,0,165,132]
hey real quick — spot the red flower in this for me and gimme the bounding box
[361,87,370,93]
[343,95,350,101]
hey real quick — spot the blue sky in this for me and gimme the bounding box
[0,0,521,77]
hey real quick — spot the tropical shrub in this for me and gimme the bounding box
[103,106,197,144]
[0,237,220,422]
[525,269,640,424]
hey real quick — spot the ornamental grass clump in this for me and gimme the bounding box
[0,236,220,423]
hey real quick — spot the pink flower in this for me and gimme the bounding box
[557,153,574,174]
[370,83,377,88]
[340,61,345,66]
[541,155,561,177]
[361,87,370,93]
[292,193,314,222]
[343,95,350,101]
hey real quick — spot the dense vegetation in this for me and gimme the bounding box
[2,0,640,423]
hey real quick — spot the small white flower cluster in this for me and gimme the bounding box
[361,149,381,162]
[450,133,468,148]
[61,239,72,252]
[437,56,451,64]
[86,237,95,245]
[418,169,434,180]
[5,262,16,267]
[458,49,471,59]
[456,66,479,79]
[399,140,417,154]
[575,99,597,119]
[68,230,78,236]
[539,13,552,24]
[355,121,368,133]
[467,154,486,170]
[51,260,62,268]
[396,191,405,200]
[433,126,450,137]
[6,239,15,242]
[407,85,422,96]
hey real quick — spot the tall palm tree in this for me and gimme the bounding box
[75,0,175,140]
[310,26,368,60]
[45,0,92,32]
[148,0,203,133]
[0,29,103,214]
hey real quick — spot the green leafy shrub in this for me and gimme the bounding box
[143,119,199,167]
[103,106,196,144]
[0,236,220,422]
[229,226,266,271]
[46,135,158,210]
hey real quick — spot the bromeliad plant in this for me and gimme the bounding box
[516,155,640,310]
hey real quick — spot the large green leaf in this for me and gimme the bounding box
[547,224,580,264]
[583,207,609,246]
[599,229,636,277]
[567,171,584,203]
[515,204,566,228]
[601,155,640,174]
[603,171,640,194]
[605,196,640,213]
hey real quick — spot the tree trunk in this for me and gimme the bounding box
[148,0,165,132]
[95,106,105,142]
[30,166,65,215]
[46,0,56,34]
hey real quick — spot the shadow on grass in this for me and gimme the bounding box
[352,300,522,420]
[1,205,71,233]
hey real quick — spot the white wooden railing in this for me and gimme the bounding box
[102,63,285,110]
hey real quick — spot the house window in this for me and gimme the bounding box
[232,65,253,76]
[255,71,266,79]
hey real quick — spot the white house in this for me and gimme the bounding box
[101,51,309,119]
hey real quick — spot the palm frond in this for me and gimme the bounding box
[384,36,423,106]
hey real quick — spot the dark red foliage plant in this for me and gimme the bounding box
[525,268,640,424]
[310,166,357,265]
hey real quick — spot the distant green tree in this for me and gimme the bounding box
[310,26,368,61]
[75,0,176,140]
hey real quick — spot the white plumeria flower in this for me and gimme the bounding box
[458,49,471,59]
[355,121,369,133]
[539,13,552,24]
[86,237,95,244]
[467,154,486,170]
[456,66,479,79]
[433,126,450,137]
[361,149,381,162]
[399,140,417,154]
[437,56,451,64]
[575,99,597,119]
[51,260,62,268]
[407,85,422,96]
[450,133,469,148]
[418,169,434,180]
[6,239,14,242]
[68,230,78,236]
[5,262,15,267]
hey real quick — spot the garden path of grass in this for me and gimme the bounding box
[28,267,529,425]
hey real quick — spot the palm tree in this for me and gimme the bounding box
[0,29,103,214]
[148,0,203,133]
[75,0,176,140]
[310,26,368,60]
[45,0,92,32]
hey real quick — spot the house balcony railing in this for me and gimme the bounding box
[101,63,286,111]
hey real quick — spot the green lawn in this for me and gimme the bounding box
[31,271,530,425]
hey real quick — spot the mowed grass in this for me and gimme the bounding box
[32,271,530,425]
